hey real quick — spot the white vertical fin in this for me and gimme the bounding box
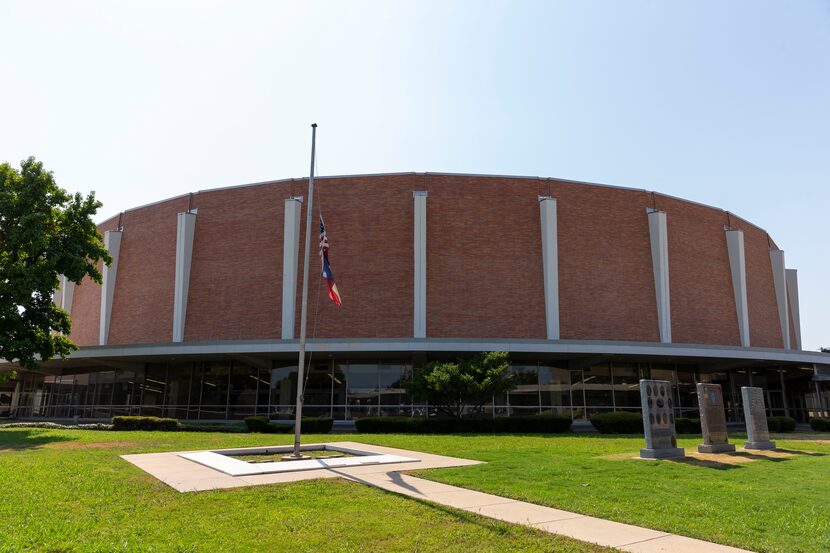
[61,275,75,317]
[726,230,750,347]
[413,191,428,338]
[173,211,197,343]
[648,210,671,343]
[539,197,560,340]
[786,268,801,350]
[769,249,790,350]
[281,197,303,339]
[99,230,123,346]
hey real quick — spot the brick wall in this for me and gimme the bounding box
[67,174,790,349]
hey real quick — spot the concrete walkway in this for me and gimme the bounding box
[123,441,751,553]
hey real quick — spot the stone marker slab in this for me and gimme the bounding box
[696,383,735,453]
[741,386,776,450]
[639,379,685,459]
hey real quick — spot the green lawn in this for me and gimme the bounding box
[363,432,830,553]
[0,429,609,553]
[3,429,828,552]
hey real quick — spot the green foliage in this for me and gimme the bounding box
[0,157,111,368]
[243,416,292,434]
[767,416,796,432]
[111,416,180,431]
[674,417,702,434]
[820,347,829,353]
[809,418,830,432]
[0,430,603,552]
[299,417,334,434]
[0,370,17,383]
[354,415,572,434]
[408,352,516,418]
[589,411,644,434]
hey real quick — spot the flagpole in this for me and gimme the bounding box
[291,123,317,459]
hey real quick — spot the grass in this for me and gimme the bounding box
[0,428,609,553]
[4,428,829,552]
[357,432,830,553]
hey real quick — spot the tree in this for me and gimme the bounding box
[409,351,516,418]
[0,157,110,369]
[821,347,829,353]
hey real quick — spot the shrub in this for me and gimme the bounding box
[590,412,644,434]
[0,421,112,430]
[244,416,292,434]
[300,417,334,434]
[180,423,248,433]
[111,416,180,431]
[354,415,572,434]
[767,416,796,433]
[809,418,830,432]
[674,417,702,434]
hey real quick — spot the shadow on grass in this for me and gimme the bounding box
[771,448,826,457]
[0,429,74,451]
[666,457,744,470]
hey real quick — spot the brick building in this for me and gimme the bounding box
[3,172,829,422]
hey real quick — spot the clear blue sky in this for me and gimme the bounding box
[1,1,827,349]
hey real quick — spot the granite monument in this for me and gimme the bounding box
[696,383,736,453]
[741,386,776,450]
[639,379,685,459]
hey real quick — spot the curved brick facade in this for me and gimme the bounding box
[66,173,792,350]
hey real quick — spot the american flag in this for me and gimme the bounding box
[319,215,342,306]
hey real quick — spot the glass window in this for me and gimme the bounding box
[163,364,193,419]
[378,363,412,417]
[256,368,271,416]
[675,366,698,416]
[346,363,378,418]
[583,363,613,413]
[570,369,586,419]
[228,363,258,418]
[199,362,229,419]
[270,364,298,418]
[611,363,641,409]
[539,364,570,409]
[507,364,540,415]
[112,369,138,416]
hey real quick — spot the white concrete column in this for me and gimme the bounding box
[52,275,75,315]
[539,196,559,340]
[769,249,790,350]
[726,230,750,348]
[173,210,197,343]
[786,268,801,350]
[281,197,303,339]
[99,230,123,346]
[647,210,671,343]
[413,191,427,338]
[61,275,75,317]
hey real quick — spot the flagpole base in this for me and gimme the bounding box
[281,454,312,461]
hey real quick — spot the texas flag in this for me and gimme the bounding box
[319,215,342,306]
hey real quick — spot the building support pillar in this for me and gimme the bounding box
[173,210,197,342]
[786,268,802,350]
[726,229,750,347]
[539,197,559,340]
[281,197,303,339]
[647,210,671,343]
[99,230,122,346]
[53,275,75,315]
[769,249,790,350]
[413,191,427,338]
